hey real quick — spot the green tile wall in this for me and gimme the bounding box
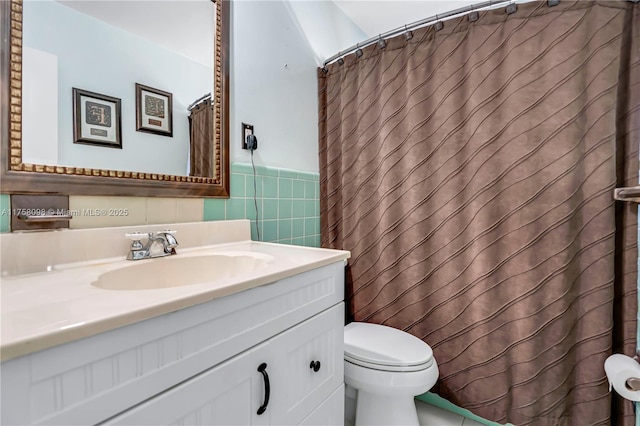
[203,163,321,247]
[0,194,9,233]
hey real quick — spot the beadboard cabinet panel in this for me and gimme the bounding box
[102,347,256,426]
[299,385,344,426]
[268,305,343,425]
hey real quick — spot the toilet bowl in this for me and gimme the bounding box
[344,322,439,426]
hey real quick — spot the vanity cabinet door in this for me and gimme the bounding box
[264,303,344,426]
[102,348,259,426]
[298,384,344,426]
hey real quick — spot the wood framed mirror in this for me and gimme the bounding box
[0,0,230,198]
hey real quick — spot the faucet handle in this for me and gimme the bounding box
[125,232,150,239]
[125,232,149,250]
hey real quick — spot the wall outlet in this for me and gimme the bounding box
[242,123,255,150]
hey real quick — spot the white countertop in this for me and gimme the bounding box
[1,241,350,362]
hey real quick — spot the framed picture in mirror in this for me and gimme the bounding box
[136,83,173,137]
[72,88,122,149]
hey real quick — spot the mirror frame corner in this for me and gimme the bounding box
[0,0,230,198]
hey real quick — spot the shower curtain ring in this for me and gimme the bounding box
[434,15,444,31]
[468,5,479,22]
[377,35,387,49]
[404,25,413,41]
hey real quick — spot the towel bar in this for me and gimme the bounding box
[614,187,640,203]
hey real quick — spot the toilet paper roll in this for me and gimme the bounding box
[604,354,640,402]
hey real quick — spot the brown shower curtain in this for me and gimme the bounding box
[319,1,639,425]
[188,99,214,178]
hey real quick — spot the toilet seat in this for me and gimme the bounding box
[345,354,433,372]
[344,322,434,372]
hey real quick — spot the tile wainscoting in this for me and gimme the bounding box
[203,163,320,246]
[0,163,321,248]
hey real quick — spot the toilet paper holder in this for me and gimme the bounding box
[626,377,640,391]
[627,350,640,391]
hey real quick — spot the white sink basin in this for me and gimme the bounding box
[92,252,274,290]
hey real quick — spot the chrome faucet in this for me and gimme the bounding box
[125,230,178,260]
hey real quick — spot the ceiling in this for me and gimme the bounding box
[331,0,477,37]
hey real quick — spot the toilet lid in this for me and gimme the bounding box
[344,322,433,368]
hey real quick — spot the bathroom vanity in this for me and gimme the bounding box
[0,221,349,425]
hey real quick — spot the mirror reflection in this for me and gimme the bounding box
[21,0,215,177]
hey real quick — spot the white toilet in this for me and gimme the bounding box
[344,322,439,426]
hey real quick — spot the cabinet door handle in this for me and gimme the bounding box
[257,363,270,415]
[310,360,321,372]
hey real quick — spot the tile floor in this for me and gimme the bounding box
[416,399,484,426]
[345,399,485,426]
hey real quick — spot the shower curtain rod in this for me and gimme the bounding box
[187,92,212,111]
[323,0,521,66]
[323,0,638,67]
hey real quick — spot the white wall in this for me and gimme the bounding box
[230,0,326,173]
[285,0,367,65]
[23,0,213,176]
